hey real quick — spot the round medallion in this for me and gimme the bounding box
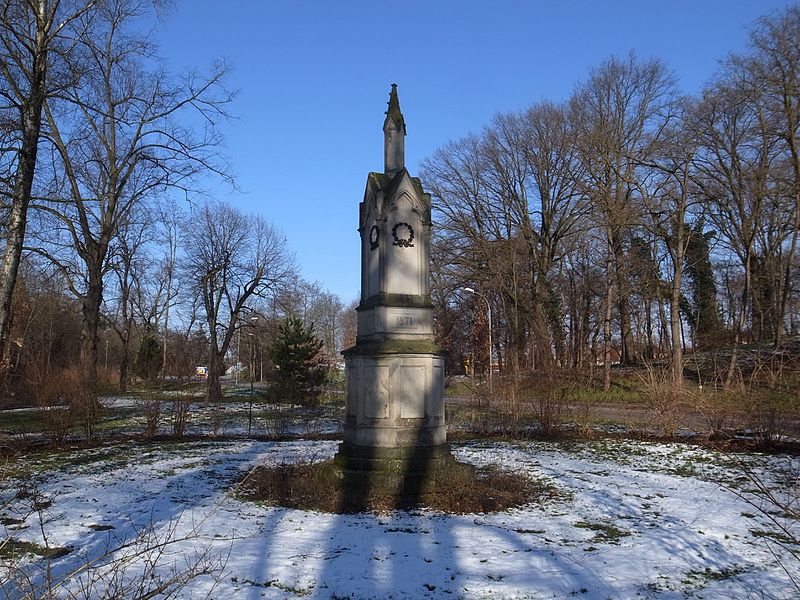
[369,225,379,250]
[391,222,415,248]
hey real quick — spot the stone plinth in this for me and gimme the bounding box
[342,349,446,448]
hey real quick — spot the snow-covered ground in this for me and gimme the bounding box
[1,439,798,599]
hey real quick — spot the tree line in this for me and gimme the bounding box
[3,2,797,410]
[423,5,800,389]
[0,0,350,407]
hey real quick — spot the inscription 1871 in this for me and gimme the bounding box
[396,316,414,328]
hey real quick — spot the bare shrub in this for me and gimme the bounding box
[263,405,293,439]
[71,392,103,443]
[30,368,102,445]
[30,372,72,445]
[1,480,228,599]
[721,454,800,593]
[61,517,227,599]
[693,387,738,438]
[638,364,689,436]
[139,399,161,439]
[463,379,495,435]
[490,376,525,436]
[171,399,191,438]
[743,391,793,447]
[518,371,570,437]
[743,355,797,446]
[36,404,73,446]
[208,404,222,437]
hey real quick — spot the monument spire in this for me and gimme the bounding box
[383,83,406,176]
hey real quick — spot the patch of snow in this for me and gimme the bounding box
[1,439,797,598]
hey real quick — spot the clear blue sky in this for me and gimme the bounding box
[154,0,794,304]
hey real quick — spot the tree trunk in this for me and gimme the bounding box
[118,359,129,392]
[603,239,614,391]
[775,181,799,347]
[118,340,129,392]
[0,15,49,372]
[206,350,224,403]
[531,285,554,369]
[725,253,751,387]
[80,271,104,387]
[611,228,636,364]
[670,253,684,387]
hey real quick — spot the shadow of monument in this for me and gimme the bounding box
[333,419,473,513]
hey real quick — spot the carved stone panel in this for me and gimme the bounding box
[394,363,426,418]
[363,363,390,419]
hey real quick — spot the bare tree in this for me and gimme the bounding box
[636,99,703,385]
[570,52,679,366]
[520,102,587,366]
[155,197,182,384]
[691,66,779,384]
[32,0,233,384]
[182,200,293,403]
[0,0,95,375]
[423,102,586,381]
[745,5,800,346]
[104,213,149,390]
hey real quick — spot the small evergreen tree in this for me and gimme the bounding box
[268,317,326,407]
[134,334,163,382]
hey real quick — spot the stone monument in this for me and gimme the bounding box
[335,85,457,493]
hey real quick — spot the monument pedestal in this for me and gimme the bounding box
[335,345,465,498]
[341,347,446,447]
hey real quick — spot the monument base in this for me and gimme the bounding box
[330,442,475,500]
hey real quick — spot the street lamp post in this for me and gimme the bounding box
[235,327,241,388]
[464,287,492,395]
[235,315,260,389]
[249,332,255,396]
[245,315,258,435]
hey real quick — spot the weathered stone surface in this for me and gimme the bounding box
[329,442,475,500]
[338,86,457,483]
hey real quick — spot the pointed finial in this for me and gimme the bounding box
[383,84,406,175]
[385,83,405,133]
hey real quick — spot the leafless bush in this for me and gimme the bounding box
[722,454,800,593]
[31,368,102,445]
[208,404,222,437]
[35,404,73,446]
[445,379,500,436]
[742,356,797,446]
[139,399,161,439]
[61,517,228,599]
[638,364,689,436]
[263,405,293,439]
[71,393,103,443]
[518,372,571,437]
[1,481,228,599]
[31,373,71,444]
[693,387,736,437]
[171,399,191,438]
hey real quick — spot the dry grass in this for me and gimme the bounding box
[235,459,560,514]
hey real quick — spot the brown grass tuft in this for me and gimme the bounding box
[235,459,560,514]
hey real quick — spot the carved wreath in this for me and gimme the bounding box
[369,225,379,250]
[391,222,415,248]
